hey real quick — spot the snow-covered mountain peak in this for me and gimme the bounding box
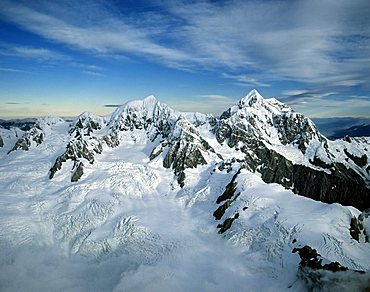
[123,94,158,112]
[239,89,264,108]
[69,112,105,136]
[107,95,177,131]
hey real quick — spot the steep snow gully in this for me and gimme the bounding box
[0,89,369,291]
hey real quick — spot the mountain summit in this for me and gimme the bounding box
[239,88,264,107]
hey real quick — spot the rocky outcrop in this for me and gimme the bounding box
[272,112,322,153]
[8,123,44,153]
[216,169,241,204]
[217,213,239,234]
[0,135,3,147]
[292,245,370,291]
[161,117,215,187]
[350,209,370,242]
[344,148,367,167]
[162,139,208,187]
[293,245,349,272]
[49,113,105,181]
[71,161,84,182]
[69,112,104,138]
[49,137,101,180]
[260,149,370,211]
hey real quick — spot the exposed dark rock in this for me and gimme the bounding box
[216,169,241,204]
[293,163,370,211]
[359,209,370,243]
[292,245,370,291]
[177,171,186,188]
[8,136,31,153]
[162,133,211,187]
[272,114,321,153]
[260,150,293,188]
[350,216,363,242]
[8,125,44,154]
[309,156,333,169]
[69,114,102,137]
[343,135,352,143]
[71,161,84,182]
[49,139,98,179]
[0,135,3,147]
[217,217,234,233]
[213,200,232,220]
[293,245,348,272]
[259,149,370,211]
[149,144,163,160]
[49,156,66,179]
[350,209,370,243]
[102,133,119,148]
[344,148,367,167]
[217,213,239,234]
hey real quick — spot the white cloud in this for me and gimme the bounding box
[198,94,234,103]
[0,0,190,67]
[292,96,370,118]
[0,0,369,102]
[81,70,105,77]
[222,73,270,87]
[282,90,308,96]
[0,43,69,61]
[0,67,33,74]
[167,94,236,115]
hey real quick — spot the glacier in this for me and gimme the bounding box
[0,89,369,291]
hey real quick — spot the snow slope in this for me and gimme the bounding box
[0,90,369,291]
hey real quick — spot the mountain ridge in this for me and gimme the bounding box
[2,89,369,210]
[1,89,370,291]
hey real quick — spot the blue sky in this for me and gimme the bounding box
[0,0,369,118]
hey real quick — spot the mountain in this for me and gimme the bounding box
[313,117,370,138]
[330,124,370,139]
[0,118,36,131]
[0,90,369,291]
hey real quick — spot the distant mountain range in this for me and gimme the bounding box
[313,117,370,139]
[1,114,369,140]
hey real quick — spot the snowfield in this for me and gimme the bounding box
[0,90,369,291]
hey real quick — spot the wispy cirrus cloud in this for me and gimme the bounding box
[0,0,369,114]
[81,70,105,77]
[198,94,234,103]
[0,67,33,74]
[169,94,236,115]
[0,0,190,68]
[221,73,270,87]
[166,0,370,88]
[293,96,370,118]
[0,43,69,61]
